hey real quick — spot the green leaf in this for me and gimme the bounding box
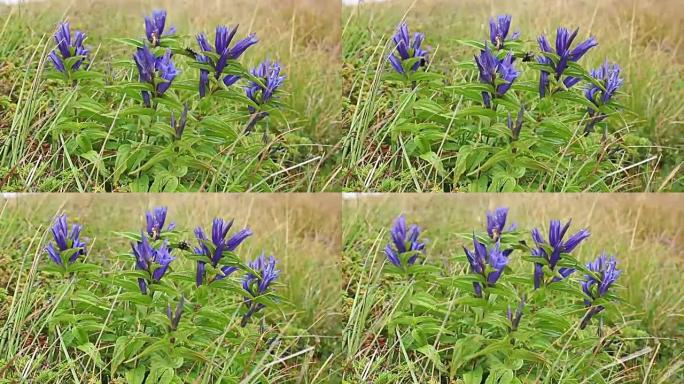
[463,366,483,384]
[111,336,128,377]
[417,344,446,373]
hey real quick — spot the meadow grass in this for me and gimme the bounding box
[341,193,683,382]
[338,0,683,192]
[0,193,343,382]
[0,0,342,192]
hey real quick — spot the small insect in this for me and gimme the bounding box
[151,32,160,47]
[177,240,190,251]
[495,36,504,50]
[522,51,536,62]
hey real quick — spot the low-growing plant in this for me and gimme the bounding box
[341,11,666,192]
[32,206,310,383]
[342,207,657,383]
[25,9,297,192]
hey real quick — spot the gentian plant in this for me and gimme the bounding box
[39,206,287,381]
[41,9,289,192]
[348,13,646,192]
[358,207,628,382]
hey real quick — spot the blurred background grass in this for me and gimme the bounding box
[0,193,343,379]
[341,0,683,190]
[343,193,683,377]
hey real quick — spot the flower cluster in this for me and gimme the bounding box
[45,214,87,267]
[584,61,624,134]
[530,219,590,289]
[474,45,519,108]
[196,25,258,97]
[245,60,287,113]
[463,235,511,297]
[384,214,426,268]
[580,252,621,328]
[489,14,520,50]
[144,10,175,47]
[537,27,597,97]
[49,22,89,74]
[485,207,515,241]
[146,206,176,240]
[131,234,175,294]
[388,23,429,75]
[194,218,253,286]
[133,46,178,107]
[241,253,280,326]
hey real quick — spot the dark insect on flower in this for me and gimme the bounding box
[530,219,590,289]
[144,9,176,47]
[131,234,175,294]
[507,106,525,141]
[489,14,520,50]
[584,60,624,134]
[506,296,525,332]
[170,104,189,140]
[194,218,253,286]
[45,214,86,266]
[580,252,621,329]
[384,214,426,268]
[195,25,258,97]
[166,296,184,332]
[463,234,511,297]
[133,46,178,107]
[145,206,176,240]
[537,27,597,97]
[474,44,519,108]
[245,60,286,114]
[388,22,429,75]
[48,22,89,73]
[485,207,516,241]
[241,252,280,326]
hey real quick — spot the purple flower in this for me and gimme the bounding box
[384,214,426,268]
[48,22,89,73]
[171,104,189,140]
[486,207,516,240]
[537,27,597,97]
[145,206,176,240]
[388,23,429,75]
[241,252,280,326]
[463,235,511,297]
[580,252,621,328]
[489,14,520,49]
[45,214,86,266]
[131,234,175,294]
[474,45,519,108]
[133,46,178,107]
[194,218,252,286]
[531,219,590,288]
[144,10,176,47]
[584,60,624,134]
[245,60,286,113]
[196,25,258,97]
